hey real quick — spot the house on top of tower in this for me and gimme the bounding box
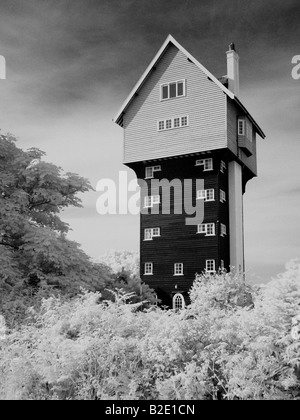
[113,35,265,309]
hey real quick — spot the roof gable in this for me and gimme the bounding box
[113,35,265,139]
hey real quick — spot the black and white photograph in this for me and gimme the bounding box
[0,0,300,403]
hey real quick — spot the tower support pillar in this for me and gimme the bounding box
[228,161,244,273]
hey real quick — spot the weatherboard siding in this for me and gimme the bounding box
[123,44,227,163]
[227,98,257,176]
[131,154,230,307]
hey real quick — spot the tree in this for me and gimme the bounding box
[0,133,111,325]
[96,249,139,277]
[97,250,157,306]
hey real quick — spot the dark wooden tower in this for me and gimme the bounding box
[114,35,265,308]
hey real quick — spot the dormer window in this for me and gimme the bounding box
[161,80,186,100]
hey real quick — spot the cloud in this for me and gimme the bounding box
[1,0,299,281]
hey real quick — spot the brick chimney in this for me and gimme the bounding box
[226,43,239,96]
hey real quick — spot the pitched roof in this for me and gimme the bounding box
[113,34,265,139]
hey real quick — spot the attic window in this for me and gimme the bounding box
[161,80,185,100]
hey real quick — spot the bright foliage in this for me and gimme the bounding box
[1,261,299,400]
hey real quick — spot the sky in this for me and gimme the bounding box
[0,0,299,284]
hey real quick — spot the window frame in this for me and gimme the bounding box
[196,188,215,202]
[220,189,226,203]
[220,160,226,173]
[160,79,186,101]
[195,158,213,171]
[173,293,185,310]
[246,119,253,143]
[144,227,161,240]
[206,189,215,201]
[238,118,245,136]
[220,223,227,237]
[144,195,160,208]
[166,119,172,129]
[145,165,161,179]
[206,223,216,236]
[144,228,153,241]
[144,262,153,275]
[158,120,164,131]
[197,223,215,236]
[152,227,161,237]
[174,263,184,276]
[157,115,189,132]
[206,259,216,273]
[197,223,207,234]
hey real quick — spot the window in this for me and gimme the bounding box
[220,160,226,173]
[152,195,160,204]
[197,189,206,200]
[246,120,253,142]
[197,223,215,236]
[144,195,160,208]
[144,227,161,240]
[197,224,207,234]
[220,223,227,237]
[161,80,185,100]
[173,293,185,310]
[181,116,188,126]
[152,227,160,237]
[206,189,214,201]
[195,158,213,171]
[158,120,164,131]
[238,119,245,135]
[196,189,215,201]
[206,259,215,273]
[144,228,152,240]
[157,115,189,131]
[145,165,161,179]
[174,263,184,276]
[144,262,153,275]
[206,223,215,236]
[220,189,226,203]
